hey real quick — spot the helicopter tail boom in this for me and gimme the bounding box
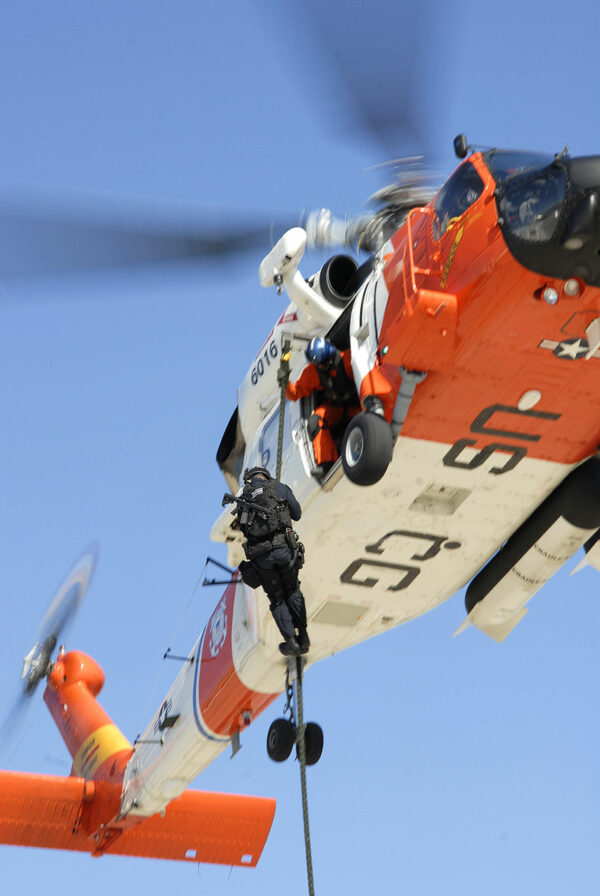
[1,643,275,865]
[43,648,132,780]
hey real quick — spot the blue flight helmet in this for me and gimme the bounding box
[306,337,336,368]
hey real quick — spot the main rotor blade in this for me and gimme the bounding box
[0,202,293,278]
[294,0,437,158]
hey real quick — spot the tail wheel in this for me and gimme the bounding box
[297,721,324,766]
[342,412,394,486]
[266,718,295,762]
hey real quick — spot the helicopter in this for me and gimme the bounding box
[3,133,600,868]
[211,136,600,646]
[1,0,597,888]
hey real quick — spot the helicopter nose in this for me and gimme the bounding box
[562,156,600,251]
[566,155,600,191]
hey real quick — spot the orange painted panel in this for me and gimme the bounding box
[0,771,275,866]
[372,154,600,466]
[197,581,278,738]
[0,771,89,852]
[110,789,276,866]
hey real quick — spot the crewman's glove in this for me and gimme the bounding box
[277,353,291,387]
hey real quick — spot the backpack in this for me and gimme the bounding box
[238,479,292,541]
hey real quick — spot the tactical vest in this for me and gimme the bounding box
[317,354,356,406]
[239,479,292,542]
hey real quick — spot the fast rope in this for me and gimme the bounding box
[275,338,291,480]
[278,341,314,892]
[289,656,316,896]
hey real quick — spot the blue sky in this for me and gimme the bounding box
[1,1,599,894]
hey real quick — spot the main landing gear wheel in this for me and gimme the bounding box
[267,717,295,762]
[342,411,394,486]
[296,721,324,766]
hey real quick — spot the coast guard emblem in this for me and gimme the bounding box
[209,598,228,657]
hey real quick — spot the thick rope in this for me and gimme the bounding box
[275,339,291,480]
[295,656,315,896]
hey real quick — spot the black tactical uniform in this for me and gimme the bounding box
[235,467,308,656]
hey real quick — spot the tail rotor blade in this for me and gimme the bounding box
[0,544,99,755]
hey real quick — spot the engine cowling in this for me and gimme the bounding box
[220,234,365,487]
[307,254,359,309]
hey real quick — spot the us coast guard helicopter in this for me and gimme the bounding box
[212,136,600,646]
[3,135,600,867]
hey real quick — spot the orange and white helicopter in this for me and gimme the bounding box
[3,134,600,867]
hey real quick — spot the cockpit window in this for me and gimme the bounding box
[497,165,566,242]
[484,149,555,184]
[433,161,485,238]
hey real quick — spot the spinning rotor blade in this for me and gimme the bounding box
[296,0,437,158]
[20,542,98,698]
[0,1,442,282]
[0,202,294,278]
[1,545,98,749]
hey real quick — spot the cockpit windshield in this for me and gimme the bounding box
[433,161,485,238]
[484,149,555,184]
[495,164,567,243]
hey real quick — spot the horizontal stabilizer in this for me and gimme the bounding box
[0,771,275,866]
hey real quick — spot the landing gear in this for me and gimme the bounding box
[297,721,324,766]
[266,718,295,762]
[266,660,324,766]
[267,717,324,765]
[342,411,394,486]
[269,657,320,896]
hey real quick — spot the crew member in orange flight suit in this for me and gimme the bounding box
[285,337,359,472]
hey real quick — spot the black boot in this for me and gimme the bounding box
[279,637,301,656]
[297,629,310,654]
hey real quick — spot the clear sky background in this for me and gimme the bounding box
[1,2,599,894]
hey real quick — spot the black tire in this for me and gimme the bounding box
[342,412,394,486]
[266,718,295,762]
[297,722,324,766]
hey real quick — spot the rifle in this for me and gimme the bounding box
[222,492,268,530]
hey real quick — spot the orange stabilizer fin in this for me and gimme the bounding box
[0,771,275,866]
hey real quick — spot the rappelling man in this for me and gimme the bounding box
[227,466,309,657]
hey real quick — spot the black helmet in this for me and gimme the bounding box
[243,466,272,482]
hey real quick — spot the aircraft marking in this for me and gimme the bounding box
[340,529,461,593]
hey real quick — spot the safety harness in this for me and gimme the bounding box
[316,351,356,406]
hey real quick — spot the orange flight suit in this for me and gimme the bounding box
[285,350,358,465]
